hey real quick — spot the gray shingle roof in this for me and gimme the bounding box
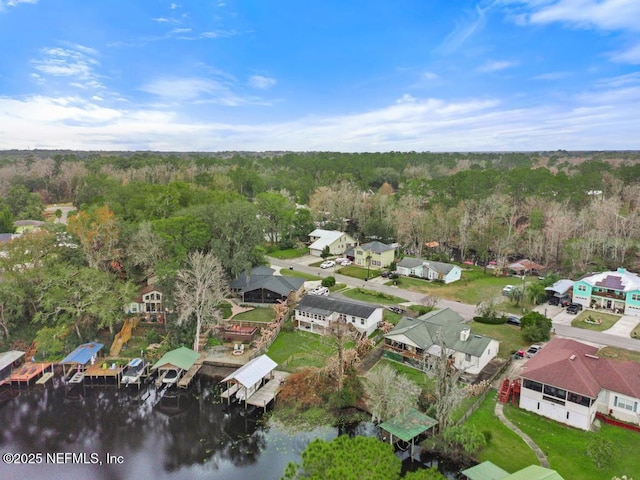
[359,241,394,254]
[397,257,424,268]
[385,308,493,357]
[424,260,457,275]
[297,294,379,318]
[230,266,304,295]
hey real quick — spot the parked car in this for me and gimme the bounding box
[506,315,521,326]
[502,285,515,296]
[386,306,406,314]
[309,286,329,296]
[549,295,570,307]
[320,260,335,269]
[380,270,392,278]
[526,344,543,357]
[340,259,352,266]
[566,303,582,314]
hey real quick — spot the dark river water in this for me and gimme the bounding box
[0,376,462,480]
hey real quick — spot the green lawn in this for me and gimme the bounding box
[341,287,406,305]
[267,330,338,371]
[571,310,620,331]
[387,268,535,305]
[464,392,540,472]
[469,321,527,360]
[267,246,309,259]
[279,268,319,281]
[336,265,381,280]
[233,306,275,323]
[503,403,640,479]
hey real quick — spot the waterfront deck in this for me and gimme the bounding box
[84,363,124,386]
[7,362,52,387]
[220,383,239,400]
[178,362,202,389]
[245,370,289,412]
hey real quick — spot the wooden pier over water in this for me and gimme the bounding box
[178,353,205,389]
[245,370,289,412]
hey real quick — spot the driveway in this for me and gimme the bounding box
[602,315,640,336]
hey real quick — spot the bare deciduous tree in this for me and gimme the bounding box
[365,363,420,423]
[174,251,228,352]
[423,335,464,434]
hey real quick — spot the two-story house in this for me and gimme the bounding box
[353,241,395,270]
[308,229,356,257]
[294,294,383,337]
[571,267,640,315]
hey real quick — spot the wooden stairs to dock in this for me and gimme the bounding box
[110,317,139,357]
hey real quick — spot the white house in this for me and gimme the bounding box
[125,285,164,320]
[383,308,499,375]
[294,294,383,337]
[308,229,356,257]
[519,337,640,431]
[396,257,462,284]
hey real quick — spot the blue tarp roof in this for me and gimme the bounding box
[59,343,104,365]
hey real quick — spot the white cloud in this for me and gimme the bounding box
[508,0,640,32]
[248,75,276,90]
[532,71,570,80]
[477,60,518,72]
[422,71,439,80]
[0,0,37,12]
[140,77,224,101]
[170,27,191,35]
[609,43,640,64]
[31,45,104,90]
[2,80,639,151]
[437,4,488,53]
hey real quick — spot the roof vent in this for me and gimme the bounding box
[585,353,599,359]
[569,354,576,360]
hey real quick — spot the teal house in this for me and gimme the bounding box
[572,267,640,316]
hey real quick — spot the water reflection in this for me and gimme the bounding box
[0,376,461,480]
[0,376,293,480]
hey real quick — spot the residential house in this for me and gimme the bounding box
[125,285,165,321]
[462,461,564,480]
[294,294,383,337]
[508,259,544,276]
[396,257,461,284]
[354,241,395,270]
[230,265,305,304]
[383,308,499,375]
[571,267,640,315]
[519,337,640,431]
[308,229,356,257]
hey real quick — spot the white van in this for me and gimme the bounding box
[309,286,329,296]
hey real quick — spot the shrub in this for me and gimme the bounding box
[322,276,336,287]
[473,316,507,325]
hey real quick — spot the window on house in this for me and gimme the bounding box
[631,293,640,302]
[360,318,365,325]
[577,284,587,292]
[544,385,567,400]
[523,379,543,392]
[615,396,638,412]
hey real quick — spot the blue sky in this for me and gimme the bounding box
[0,0,639,152]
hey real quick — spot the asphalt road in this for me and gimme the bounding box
[268,256,640,353]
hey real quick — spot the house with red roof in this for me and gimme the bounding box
[519,337,640,430]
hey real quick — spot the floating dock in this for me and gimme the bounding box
[245,370,289,412]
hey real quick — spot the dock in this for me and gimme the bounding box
[7,362,52,388]
[36,371,54,385]
[155,370,168,388]
[220,383,240,400]
[245,370,290,412]
[177,352,206,389]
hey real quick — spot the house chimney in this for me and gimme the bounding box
[460,328,470,342]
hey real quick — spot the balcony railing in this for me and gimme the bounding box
[383,343,424,360]
[592,290,626,301]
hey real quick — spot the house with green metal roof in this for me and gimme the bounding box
[383,308,499,375]
[462,461,564,480]
[152,346,199,372]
